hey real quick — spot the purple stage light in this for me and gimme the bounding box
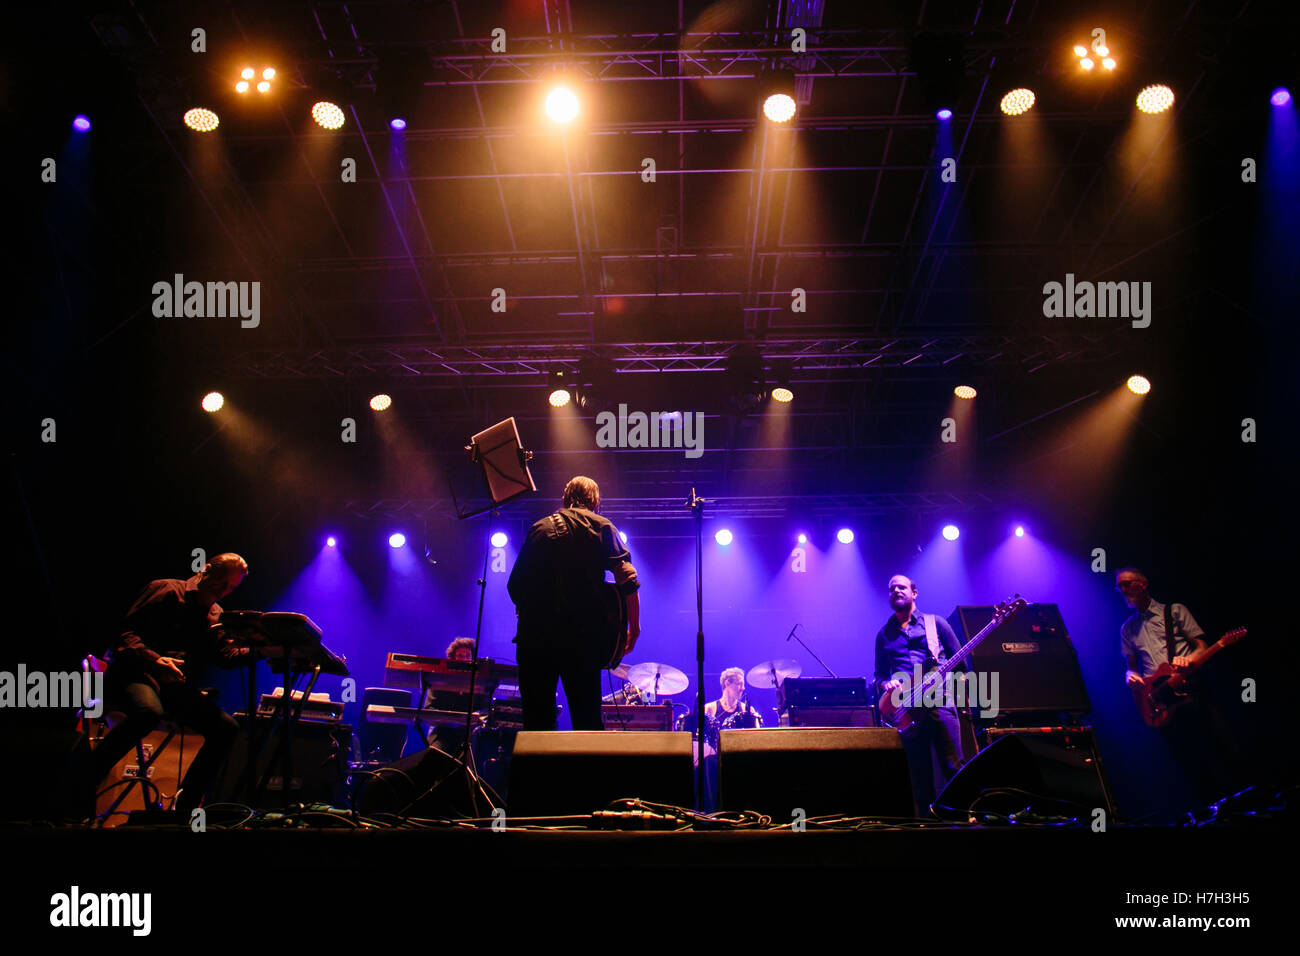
[388,532,406,548]
[1272,88,1292,107]
[936,108,953,120]
[1014,526,1025,538]
[942,524,960,541]
[836,528,854,544]
[715,528,733,546]
[797,533,807,545]
[389,117,407,130]
[326,536,337,548]
[490,531,508,548]
[72,115,91,131]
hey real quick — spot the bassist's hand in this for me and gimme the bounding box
[1172,656,1192,670]
[1126,671,1144,686]
[623,625,640,657]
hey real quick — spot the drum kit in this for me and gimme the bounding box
[602,658,804,734]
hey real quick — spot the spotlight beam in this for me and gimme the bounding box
[1077,71,1204,275]
[346,103,451,342]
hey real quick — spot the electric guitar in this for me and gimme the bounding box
[878,596,1027,732]
[1131,627,1246,729]
[595,580,630,670]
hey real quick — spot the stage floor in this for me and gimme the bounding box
[2,817,1283,941]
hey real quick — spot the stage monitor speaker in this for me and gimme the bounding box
[949,603,1091,714]
[508,731,693,816]
[718,728,912,819]
[214,716,351,807]
[356,745,497,818]
[933,730,1116,820]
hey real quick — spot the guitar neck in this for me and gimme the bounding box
[1188,629,1243,670]
[899,614,1002,709]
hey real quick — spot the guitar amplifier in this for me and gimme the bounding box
[949,603,1091,715]
[602,703,673,731]
[780,705,877,728]
[780,678,869,712]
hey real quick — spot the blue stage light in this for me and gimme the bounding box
[72,115,91,132]
[326,536,337,548]
[836,528,855,544]
[388,532,406,548]
[490,532,508,548]
[715,529,733,546]
[942,524,960,541]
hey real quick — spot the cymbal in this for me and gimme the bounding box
[746,659,801,689]
[625,662,689,696]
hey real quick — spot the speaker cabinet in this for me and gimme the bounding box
[718,728,912,819]
[215,716,351,807]
[949,603,1092,715]
[934,728,1117,819]
[94,728,199,824]
[508,731,694,816]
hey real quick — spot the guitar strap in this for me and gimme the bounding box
[1163,603,1177,664]
[923,614,941,662]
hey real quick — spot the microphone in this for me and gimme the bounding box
[786,623,799,641]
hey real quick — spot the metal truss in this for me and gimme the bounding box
[221,331,1130,383]
[337,489,1023,522]
[292,30,989,88]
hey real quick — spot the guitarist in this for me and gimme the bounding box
[1116,567,1239,805]
[508,477,640,731]
[874,574,967,817]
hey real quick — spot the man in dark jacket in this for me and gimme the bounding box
[508,477,640,730]
[91,553,251,813]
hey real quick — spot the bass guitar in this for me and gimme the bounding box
[878,596,1026,732]
[1131,627,1246,729]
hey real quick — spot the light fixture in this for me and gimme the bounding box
[715,529,733,546]
[797,533,807,545]
[954,385,977,400]
[326,536,337,548]
[183,108,220,132]
[241,67,255,80]
[1136,84,1174,114]
[1271,87,1292,107]
[1080,57,1095,71]
[370,393,393,411]
[201,391,224,412]
[942,524,960,541]
[256,80,271,94]
[235,80,250,94]
[1102,57,1116,71]
[312,101,346,130]
[771,386,794,403]
[836,528,855,544]
[389,117,407,131]
[490,532,508,548]
[1126,375,1151,395]
[545,86,580,124]
[999,88,1035,116]
[72,115,91,132]
[388,533,406,549]
[936,108,953,120]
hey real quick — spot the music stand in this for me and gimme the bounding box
[411,419,535,820]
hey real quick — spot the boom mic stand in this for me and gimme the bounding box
[686,488,712,813]
[787,624,837,677]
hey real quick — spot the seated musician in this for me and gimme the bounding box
[684,667,762,811]
[421,637,485,753]
[90,554,251,814]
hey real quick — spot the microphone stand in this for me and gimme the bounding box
[786,624,837,677]
[686,488,711,814]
